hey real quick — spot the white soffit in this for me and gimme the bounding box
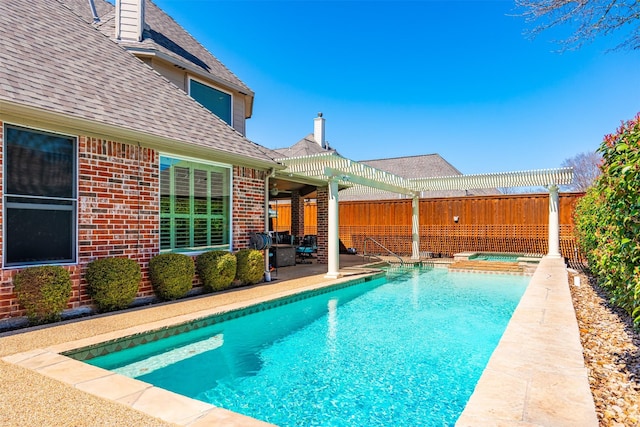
[277,153,574,195]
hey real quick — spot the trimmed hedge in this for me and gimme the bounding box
[235,249,264,285]
[196,251,237,292]
[85,257,141,312]
[13,265,72,324]
[149,253,195,300]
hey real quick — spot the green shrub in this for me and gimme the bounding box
[13,265,72,324]
[196,251,237,292]
[575,113,640,328]
[149,253,195,300]
[85,257,141,312]
[235,249,264,285]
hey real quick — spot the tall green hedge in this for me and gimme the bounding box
[575,113,640,328]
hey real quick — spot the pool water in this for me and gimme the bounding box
[87,269,529,426]
[468,253,521,262]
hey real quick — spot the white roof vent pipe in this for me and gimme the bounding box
[314,112,326,149]
[115,0,145,42]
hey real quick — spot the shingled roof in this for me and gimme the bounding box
[273,134,338,158]
[360,154,462,179]
[60,0,253,97]
[339,154,499,200]
[1,0,275,167]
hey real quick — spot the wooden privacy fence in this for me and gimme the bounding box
[271,193,586,264]
[337,224,580,260]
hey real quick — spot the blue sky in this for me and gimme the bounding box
[154,0,640,175]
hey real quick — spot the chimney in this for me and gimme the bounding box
[314,112,326,149]
[115,0,145,42]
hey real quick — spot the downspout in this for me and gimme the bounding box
[264,168,276,280]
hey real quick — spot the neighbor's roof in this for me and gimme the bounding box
[0,0,276,167]
[340,154,499,200]
[273,134,338,158]
[359,154,462,179]
[61,0,253,97]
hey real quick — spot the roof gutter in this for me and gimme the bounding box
[0,100,280,171]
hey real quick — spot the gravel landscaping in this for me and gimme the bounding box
[568,270,640,427]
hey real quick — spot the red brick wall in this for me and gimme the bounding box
[0,132,161,319]
[232,166,267,250]
[290,190,304,239]
[316,186,328,264]
[77,137,160,305]
[0,125,268,320]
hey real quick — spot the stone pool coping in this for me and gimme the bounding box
[456,255,598,426]
[1,258,597,426]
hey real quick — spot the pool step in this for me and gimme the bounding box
[448,260,525,274]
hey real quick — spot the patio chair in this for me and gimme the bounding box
[296,235,317,264]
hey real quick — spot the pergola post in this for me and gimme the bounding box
[547,184,561,258]
[325,178,341,278]
[277,154,573,269]
[411,195,420,259]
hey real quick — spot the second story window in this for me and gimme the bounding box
[189,78,232,126]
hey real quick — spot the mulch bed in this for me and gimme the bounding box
[568,270,640,427]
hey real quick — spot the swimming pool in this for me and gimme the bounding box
[80,268,529,426]
[468,253,521,262]
[463,252,544,263]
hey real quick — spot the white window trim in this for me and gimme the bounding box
[187,76,234,128]
[158,153,233,253]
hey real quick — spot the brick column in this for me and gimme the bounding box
[316,186,329,264]
[290,190,304,240]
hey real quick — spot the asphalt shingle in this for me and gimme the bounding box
[273,134,338,158]
[1,0,275,165]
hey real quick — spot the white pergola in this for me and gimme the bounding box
[277,152,573,278]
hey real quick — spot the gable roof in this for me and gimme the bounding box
[339,154,499,200]
[273,134,338,159]
[0,0,276,168]
[359,154,462,179]
[61,0,253,98]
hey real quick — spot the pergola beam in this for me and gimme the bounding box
[409,168,574,192]
[276,153,575,274]
[324,167,416,196]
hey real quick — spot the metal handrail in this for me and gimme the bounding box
[363,237,404,267]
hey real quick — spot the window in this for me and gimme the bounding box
[189,79,232,126]
[160,156,231,252]
[3,125,77,266]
